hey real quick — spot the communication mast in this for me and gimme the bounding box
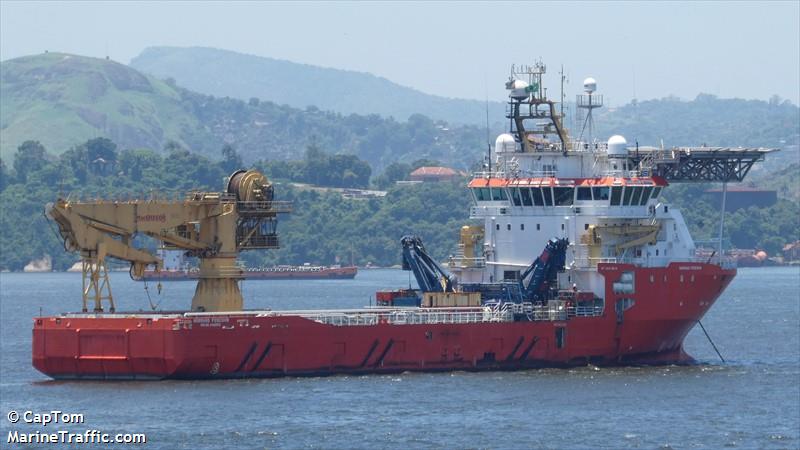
[576,77,603,148]
[504,62,568,151]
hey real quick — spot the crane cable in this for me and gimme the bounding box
[141,272,164,312]
[697,320,725,363]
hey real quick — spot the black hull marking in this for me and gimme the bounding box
[233,342,258,373]
[505,336,525,362]
[359,339,380,368]
[518,337,538,362]
[373,339,395,368]
[250,342,272,372]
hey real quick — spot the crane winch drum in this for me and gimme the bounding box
[227,169,274,203]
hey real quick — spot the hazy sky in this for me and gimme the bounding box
[2,1,799,105]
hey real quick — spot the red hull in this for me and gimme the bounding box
[142,266,358,281]
[33,263,734,380]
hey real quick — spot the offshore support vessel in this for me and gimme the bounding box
[33,64,774,380]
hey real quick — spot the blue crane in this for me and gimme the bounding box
[519,238,570,302]
[400,235,454,293]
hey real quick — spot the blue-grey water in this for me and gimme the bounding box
[1,267,798,449]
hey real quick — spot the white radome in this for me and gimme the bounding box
[495,133,517,153]
[508,79,530,100]
[583,77,597,93]
[607,135,628,157]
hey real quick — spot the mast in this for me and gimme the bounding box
[505,62,568,151]
[577,78,603,148]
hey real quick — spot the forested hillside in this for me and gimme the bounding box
[0,139,472,271]
[2,51,797,271]
[4,52,797,176]
[1,137,797,272]
[1,52,491,170]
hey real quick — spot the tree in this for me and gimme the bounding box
[86,137,117,163]
[411,158,442,171]
[221,144,243,174]
[163,140,184,152]
[303,144,326,186]
[13,140,48,183]
[373,161,411,189]
[0,158,8,192]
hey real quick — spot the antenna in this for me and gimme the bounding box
[485,75,492,175]
[577,77,603,147]
[559,65,568,122]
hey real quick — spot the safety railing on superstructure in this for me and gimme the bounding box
[448,250,487,269]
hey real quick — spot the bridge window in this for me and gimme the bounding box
[554,187,574,206]
[520,188,533,206]
[531,188,545,206]
[577,187,592,201]
[622,187,634,206]
[491,188,507,201]
[640,186,653,205]
[610,186,623,205]
[507,224,511,231]
[475,188,491,201]
[542,188,554,206]
[593,187,610,201]
[510,188,522,206]
[630,187,643,205]
[536,224,540,231]
[520,223,525,231]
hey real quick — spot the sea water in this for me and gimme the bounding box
[1,267,798,449]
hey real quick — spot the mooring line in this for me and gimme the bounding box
[698,320,725,363]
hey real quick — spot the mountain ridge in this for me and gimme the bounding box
[130,46,508,125]
[2,51,797,174]
[1,52,490,169]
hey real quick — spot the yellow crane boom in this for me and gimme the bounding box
[45,170,291,313]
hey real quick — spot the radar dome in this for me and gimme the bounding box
[607,135,627,158]
[507,79,530,100]
[495,133,516,153]
[583,77,597,93]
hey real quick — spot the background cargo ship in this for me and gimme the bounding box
[33,64,773,380]
[142,251,357,281]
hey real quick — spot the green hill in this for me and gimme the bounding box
[2,52,798,174]
[0,52,209,161]
[130,46,507,126]
[1,52,491,169]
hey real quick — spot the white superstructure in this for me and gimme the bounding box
[449,63,723,300]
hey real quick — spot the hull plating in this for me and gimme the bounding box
[33,263,734,380]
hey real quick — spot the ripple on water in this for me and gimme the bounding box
[1,269,798,449]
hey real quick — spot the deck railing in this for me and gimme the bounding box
[62,302,605,323]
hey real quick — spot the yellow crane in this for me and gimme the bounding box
[45,169,291,313]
